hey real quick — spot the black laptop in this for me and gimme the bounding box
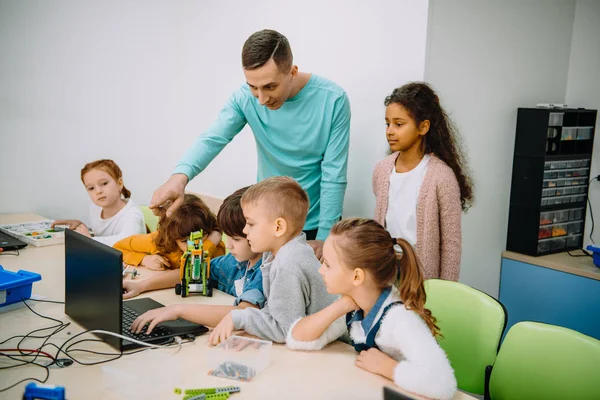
[0,231,27,251]
[383,387,419,400]
[65,229,208,350]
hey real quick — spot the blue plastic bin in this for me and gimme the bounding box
[587,245,600,268]
[0,265,42,307]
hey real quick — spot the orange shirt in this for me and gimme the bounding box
[113,231,226,269]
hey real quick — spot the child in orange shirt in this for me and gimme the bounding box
[115,194,225,299]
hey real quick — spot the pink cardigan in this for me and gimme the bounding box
[373,153,462,281]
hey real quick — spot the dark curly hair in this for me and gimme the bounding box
[384,82,474,211]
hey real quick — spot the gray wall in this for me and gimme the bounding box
[566,0,600,250]
[425,0,577,297]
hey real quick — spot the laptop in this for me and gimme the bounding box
[383,387,419,400]
[64,229,208,351]
[0,231,27,251]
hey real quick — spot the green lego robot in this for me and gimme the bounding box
[175,230,213,297]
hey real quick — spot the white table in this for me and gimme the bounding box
[0,213,474,400]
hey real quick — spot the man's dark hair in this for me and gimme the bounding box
[242,29,293,72]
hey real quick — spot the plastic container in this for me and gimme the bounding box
[537,240,551,254]
[548,113,564,126]
[544,161,552,170]
[586,245,600,268]
[577,127,593,140]
[552,224,568,237]
[582,168,590,177]
[0,265,41,307]
[582,159,591,167]
[208,335,272,381]
[550,238,566,251]
[553,210,569,223]
[566,234,582,248]
[543,171,551,180]
[539,212,554,225]
[568,221,583,235]
[547,127,559,138]
[561,127,577,141]
[570,208,584,221]
[538,226,552,239]
[541,198,548,206]
[0,220,64,247]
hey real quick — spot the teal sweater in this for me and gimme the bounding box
[174,74,351,240]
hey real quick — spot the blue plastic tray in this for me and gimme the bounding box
[587,245,600,268]
[0,265,42,307]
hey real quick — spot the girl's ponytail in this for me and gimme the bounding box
[394,238,440,337]
[121,186,132,199]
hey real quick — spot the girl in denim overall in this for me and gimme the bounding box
[286,218,457,400]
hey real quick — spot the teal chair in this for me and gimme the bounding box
[139,205,159,233]
[486,321,600,400]
[424,279,507,395]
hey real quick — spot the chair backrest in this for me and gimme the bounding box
[424,279,506,394]
[139,205,159,233]
[187,192,223,217]
[488,321,600,400]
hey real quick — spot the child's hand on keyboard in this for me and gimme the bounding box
[131,305,180,334]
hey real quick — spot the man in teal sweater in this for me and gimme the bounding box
[150,29,351,243]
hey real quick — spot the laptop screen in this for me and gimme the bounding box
[65,229,122,349]
[383,387,419,400]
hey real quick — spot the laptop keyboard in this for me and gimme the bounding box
[122,304,169,341]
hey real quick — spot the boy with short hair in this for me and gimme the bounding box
[209,176,338,344]
[130,187,264,334]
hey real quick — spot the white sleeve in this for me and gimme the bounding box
[94,207,146,247]
[380,308,457,400]
[285,315,346,351]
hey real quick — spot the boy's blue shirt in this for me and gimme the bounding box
[209,253,265,307]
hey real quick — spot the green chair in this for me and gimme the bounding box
[139,205,159,233]
[424,279,507,395]
[486,321,600,400]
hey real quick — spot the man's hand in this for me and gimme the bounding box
[307,240,324,261]
[208,313,235,346]
[149,174,188,218]
[141,255,169,271]
[206,230,222,245]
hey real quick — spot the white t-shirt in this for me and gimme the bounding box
[88,199,146,247]
[385,155,431,246]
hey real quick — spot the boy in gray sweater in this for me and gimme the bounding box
[209,176,338,344]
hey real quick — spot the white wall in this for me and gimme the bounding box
[565,0,600,248]
[0,0,429,223]
[425,0,576,297]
